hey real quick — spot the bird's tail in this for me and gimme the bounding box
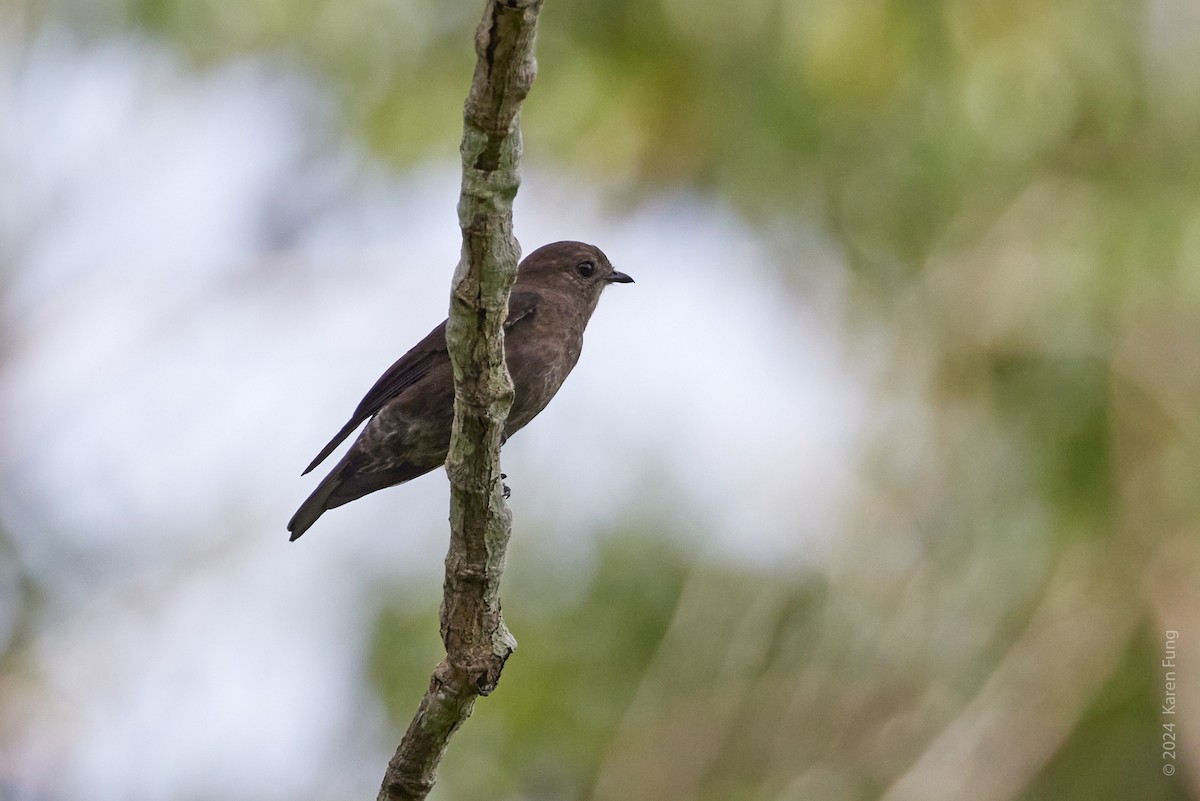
[287,465,346,541]
[289,450,427,540]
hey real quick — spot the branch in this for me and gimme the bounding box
[376,2,542,800]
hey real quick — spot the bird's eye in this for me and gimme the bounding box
[576,260,596,278]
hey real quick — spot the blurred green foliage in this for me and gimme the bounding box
[371,533,692,799]
[56,0,1195,280]
[28,0,1199,797]
[1022,627,1185,801]
[990,356,1113,530]
[372,533,835,801]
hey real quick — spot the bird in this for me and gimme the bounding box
[288,240,633,540]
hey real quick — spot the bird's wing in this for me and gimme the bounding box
[301,291,540,475]
[504,289,539,330]
[302,320,448,474]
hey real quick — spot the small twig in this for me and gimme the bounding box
[375,2,542,800]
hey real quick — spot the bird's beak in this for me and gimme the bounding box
[606,270,635,284]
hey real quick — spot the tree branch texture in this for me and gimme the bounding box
[376,2,542,800]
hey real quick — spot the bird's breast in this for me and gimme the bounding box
[505,306,585,433]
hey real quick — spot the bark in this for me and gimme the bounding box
[376,2,542,799]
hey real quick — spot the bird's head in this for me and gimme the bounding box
[515,240,633,314]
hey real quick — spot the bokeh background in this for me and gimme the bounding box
[2,1,1198,799]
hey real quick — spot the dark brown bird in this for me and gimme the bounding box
[288,241,632,540]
